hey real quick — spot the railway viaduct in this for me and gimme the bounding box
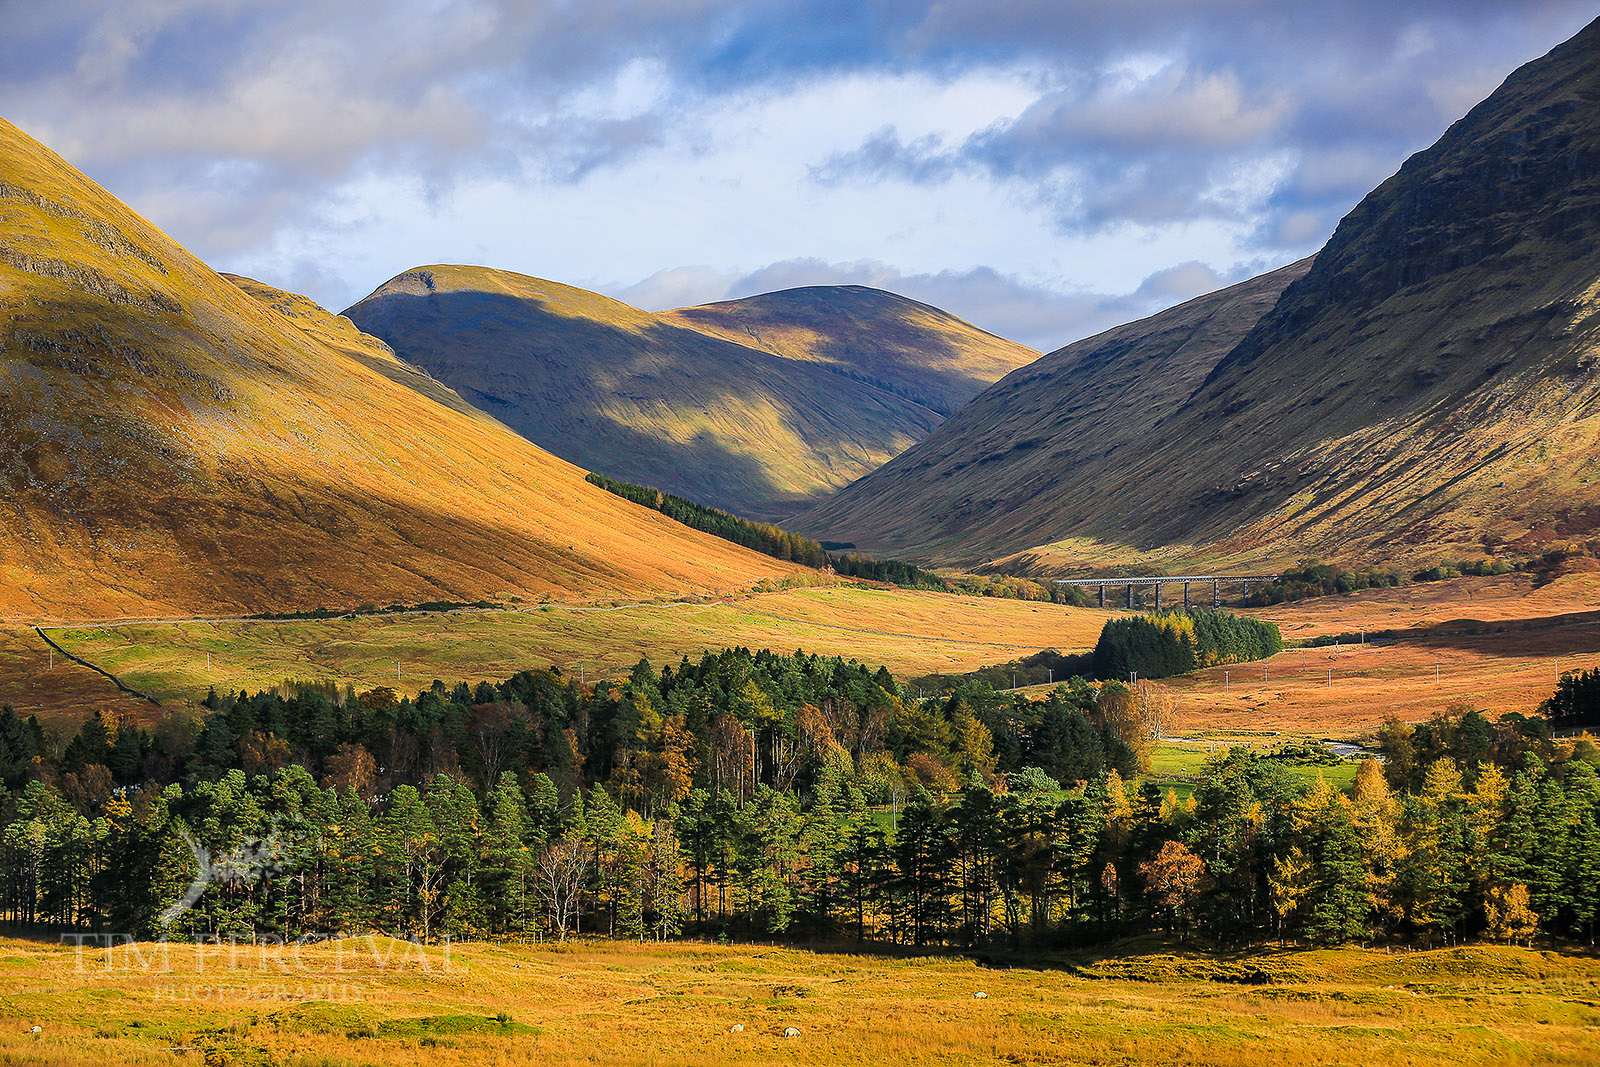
[1054,573,1280,610]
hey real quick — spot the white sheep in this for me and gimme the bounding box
[28,1026,40,1035]
[783,1026,801,1038]
[728,1024,745,1033]
[974,991,988,999]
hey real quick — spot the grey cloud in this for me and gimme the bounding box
[2,0,1596,313]
[811,127,957,187]
[805,4,1596,247]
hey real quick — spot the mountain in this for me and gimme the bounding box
[0,116,794,621]
[344,269,1036,520]
[798,17,1600,573]
[657,285,1033,416]
[795,259,1314,564]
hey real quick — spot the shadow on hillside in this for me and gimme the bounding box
[348,288,945,515]
[1366,609,1600,659]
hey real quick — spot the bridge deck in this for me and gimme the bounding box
[1053,574,1279,586]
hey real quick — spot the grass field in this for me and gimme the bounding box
[998,573,1600,735]
[0,935,1595,1066]
[7,572,1596,740]
[3,587,1107,726]
[1146,737,1360,801]
[1164,572,1600,732]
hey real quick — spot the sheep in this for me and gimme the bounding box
[782,1026,801,1038]
[728,1024,744,1033]
[28,1026,40,1035]
[973,991,988,999]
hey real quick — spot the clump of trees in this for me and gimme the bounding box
[1541,669,1600,729]
[583,472,1087,602]
[1246,557,1515,607]
[1092,610,1282,680]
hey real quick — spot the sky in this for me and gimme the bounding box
[1,1,1594,352]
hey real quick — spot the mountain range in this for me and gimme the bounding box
[344,267,1036,520]
[4,14,1600,619]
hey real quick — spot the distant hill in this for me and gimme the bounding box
[344,270,1036,520]
[0,117,794,620]
[798,16,1600,573]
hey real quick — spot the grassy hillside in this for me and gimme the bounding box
[0,117,794,621]
[801,17,1600,573]
[0,937,1594,1066]
[345,268,1036,520]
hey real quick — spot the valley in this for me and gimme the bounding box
[4,10,1600,1067]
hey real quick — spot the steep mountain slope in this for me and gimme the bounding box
[0,117,794,621]
[800,17,1600,572]
[344,270,1036,520]
[796,260,1314,562]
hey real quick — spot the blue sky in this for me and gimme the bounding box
[2,1,1594,350]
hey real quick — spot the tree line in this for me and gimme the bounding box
[0,651,1594,950]
[581,472,1089,603]
[583,472,943,588]
[1244,557,1515,606]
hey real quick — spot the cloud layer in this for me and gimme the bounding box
[2,1,1594,350]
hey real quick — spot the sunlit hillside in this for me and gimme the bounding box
[0,117,795,622]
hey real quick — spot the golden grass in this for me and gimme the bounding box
[8,587,1108,726]
[14,573,1595,739]
[0,936,1595,1066]
[1156,573,1600,732]
[1000,573,1600,735]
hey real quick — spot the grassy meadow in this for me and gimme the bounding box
[0,936,1595,1066]
[3,586,1107,726]
[5,572,1596,739]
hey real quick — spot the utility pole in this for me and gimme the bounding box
[1224,670,1229,696]
[1327,669,1332,687]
